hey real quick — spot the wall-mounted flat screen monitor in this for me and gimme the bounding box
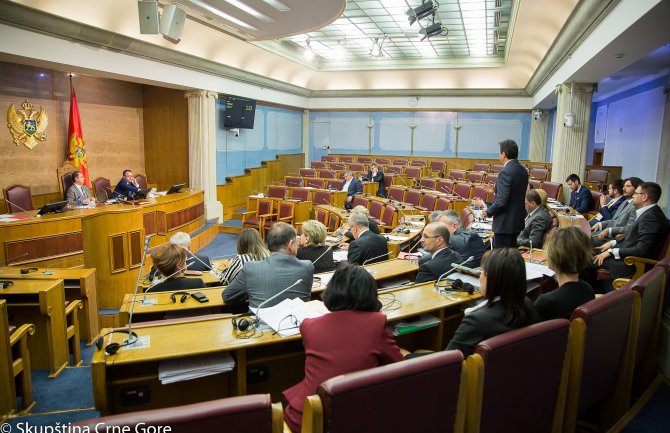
[223,96,256,129]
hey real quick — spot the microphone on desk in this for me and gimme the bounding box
[100,235,152,355]
[528,239,534,264]
[363,251,391,266]
[448,160,471,172]
[43,257,83,275]
[311,246,332,267]
[434,256,475,290]
[4,199,33,215]
[142,260,191,301]
[235,279,305,331]
[184,248,221,278]
[0,252,30,272]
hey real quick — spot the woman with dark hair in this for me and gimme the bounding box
[282,265,403,432]
[534,227,595,320]
[446,248,539,356]
[219,228,269,285]
[149,244,205,293]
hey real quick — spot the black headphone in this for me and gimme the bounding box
[95,330,139,355]
[0,281,14,289]
[449,279,476,295]
[170,291,191,303]
[232,313,256,332]
[20,268,38,274]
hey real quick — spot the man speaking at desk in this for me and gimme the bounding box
[113,169,140,199]
[342,170,362,210]
[66,170,96,206]
[415,222,462,284]
[223,222,314,309]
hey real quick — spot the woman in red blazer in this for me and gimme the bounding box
[283,265,403,432]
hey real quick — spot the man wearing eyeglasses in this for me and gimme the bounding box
[414,222,462,284]
[592,181,669,283]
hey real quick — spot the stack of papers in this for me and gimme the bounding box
[257,298,325,337]
[158,352,235,384]
[393,314,440,336]
[333,250,348,262]
[525,262,556,280]
[0,214,30,222]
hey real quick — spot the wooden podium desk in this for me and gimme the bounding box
[0,279,68,378]
[91,282,480,415]
[0,267,99,344]
[313,259,419,293]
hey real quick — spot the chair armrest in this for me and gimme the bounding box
[623,256,658,279]
[9,323,35,346]
[278,216,294,223]
[65,299,83,315]
[613,278,631,289]
[301,395,323,433]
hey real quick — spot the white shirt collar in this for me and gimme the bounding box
[636,203,657,217]
[464,296,500,315]
[430,247,447,259]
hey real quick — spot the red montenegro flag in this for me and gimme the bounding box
[67,87,90,187]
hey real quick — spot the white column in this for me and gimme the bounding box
[185,90,223,222]
[550,82,596,202]
[303,109,310,166]
[529,111,548,162]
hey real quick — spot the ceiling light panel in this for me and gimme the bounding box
[223,0,273,22]
[262,0,289,12]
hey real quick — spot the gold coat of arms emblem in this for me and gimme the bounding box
[7,100,48,150]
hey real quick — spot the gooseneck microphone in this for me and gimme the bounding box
[362,251,391,266]
[184,248,222,278]
[0,252,30,272]
[4,199,32,214]
[311,246,332,267]
[434,256,475,289]
[252,278,305,327]
[142,260,191,301]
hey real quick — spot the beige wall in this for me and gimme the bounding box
[0,61,145,199]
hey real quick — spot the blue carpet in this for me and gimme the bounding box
[621,381,670,432]
[222,219,243,227]
[31,366,93,413]
[198,233,238,258]
[6,409,100,427]
[192,218,219,237]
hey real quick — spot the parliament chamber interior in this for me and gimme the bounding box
[1,0,670,431]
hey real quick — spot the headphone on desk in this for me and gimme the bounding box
[170,291,191,303]
[232,313,256,332]
[0,281,14,289]
[95,329,139,355]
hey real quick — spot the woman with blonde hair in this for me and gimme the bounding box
[297,220,335,273]
[219,228,269,285]
[150,244,205,292]
[534,226,595,320]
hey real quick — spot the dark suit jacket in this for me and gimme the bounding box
[534,280,595,321]
[569,186,593,213]
[486,159,528,235]
[414,247,463,284]
[148,277,206,293]
[345,179,363,200]
[222,253,314,309]
[365,170,386,197]
[347,230,388,265]
[603,204,669,279]
[449,228,486,267]
[344,217,380,242]
[516,205,552,248]
[297,245,335,273]
[282,311,402,432]
[113,178,140,199]
[185,251,212,272]
[446,298,539,357]
[597,196,625,221]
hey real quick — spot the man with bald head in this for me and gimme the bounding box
[414,222,462,284]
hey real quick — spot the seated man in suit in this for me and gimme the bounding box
[113,169,141,199]
[414,222,462,284]
[65,170,95,206]
[346,212,388,265]
[342,169,362,210]
[434,210,485,267]
[591,177,642,246]
[592,182,669,283]
[516,190,552,249]
[364,162,386,197]
[223,222,314,309]
[566,173,593,213]
[341,205,381,243]
[589,179,625,227]
[169,231,212,272]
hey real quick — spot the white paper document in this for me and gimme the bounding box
[385,235,409,242]
[333,250,348,262]
[159,351,235,384]
[257,298,324,337]
[525,261,556,280]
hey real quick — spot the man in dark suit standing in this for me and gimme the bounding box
[342,170,363,210]
[473,139,528,248]
[346,212,388,265]
[415,222,462,283]
[593,182,669,281]
[364,163,386,197]
[566,174,593,213]
[516,189,552,248]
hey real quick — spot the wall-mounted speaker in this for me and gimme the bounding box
[137,1,159,34]
[160,4,186,44]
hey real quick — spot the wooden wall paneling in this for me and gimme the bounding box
[156,211,166,235]
[0,61,145,197]
[109,234,127,274]
[143,211,156,236]
[4,232,82,264]
[128,230,142,269]
[142,86,189,191]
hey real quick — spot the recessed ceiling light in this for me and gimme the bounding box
[188,0,258,30]
[262,0,289,12]
[304,39,315,61]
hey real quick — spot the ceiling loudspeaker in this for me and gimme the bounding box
[137,1,159,34]
[160,4,186,44]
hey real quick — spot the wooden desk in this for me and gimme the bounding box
[0,267,99,344]
[91,282,480,415]
[312,259,419,293]
[139,270,223,291]
[0,279,68,378]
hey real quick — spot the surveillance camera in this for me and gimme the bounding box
[230,128,240,137]
[234,131,239,137]
[563,113,575,128]
[533,110,543,120]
